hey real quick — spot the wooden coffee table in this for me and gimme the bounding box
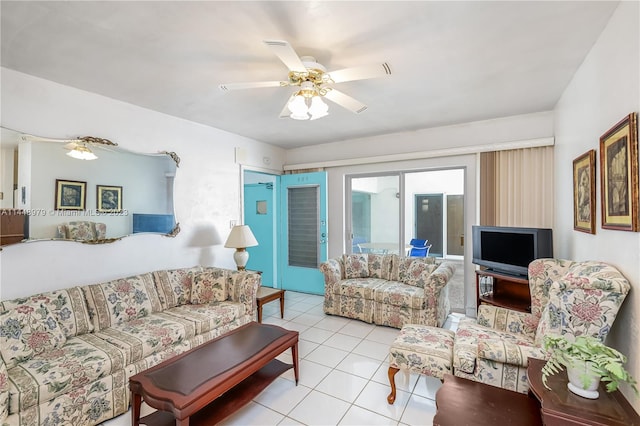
[433,374,542,426]
[129,322,298,426]
[256,287,285,323]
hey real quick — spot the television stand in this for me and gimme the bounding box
[476,269,531,313]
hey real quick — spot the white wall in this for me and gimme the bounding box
[554,1,639,411]
[0,68,286,300]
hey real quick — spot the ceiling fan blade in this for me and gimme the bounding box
[329,63,391,83]
[263,40,307,73]
[324,89,368,114]
[219,81,284,92]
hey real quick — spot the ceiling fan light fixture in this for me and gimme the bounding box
[288,94,308,115]
[309,96,328,115]
[298,81,317,98]
[287,84,330,121]
[66,143,98,160]
[310,110,329,120]
[290,111,310,120]
[309,96,329,120]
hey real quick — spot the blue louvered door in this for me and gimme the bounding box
[278,172,327,294]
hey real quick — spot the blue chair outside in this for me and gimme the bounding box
[409,238,428,248]
[408,244,432,257]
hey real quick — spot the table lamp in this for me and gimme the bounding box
[224,225,259,270]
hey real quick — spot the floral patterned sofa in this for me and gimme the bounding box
[0,266,260,426]
[320,254,456,328]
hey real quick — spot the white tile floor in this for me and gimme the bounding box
[102,291,464,426]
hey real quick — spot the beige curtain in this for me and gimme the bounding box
[480,146,554,228]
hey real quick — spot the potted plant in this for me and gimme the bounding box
[541,335,638,399]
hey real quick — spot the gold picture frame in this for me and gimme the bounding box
[55,179,86,210]
[97,185,123,213]
[573,150,596,234]
[599,112,639,231]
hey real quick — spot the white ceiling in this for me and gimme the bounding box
[1,1,618,149]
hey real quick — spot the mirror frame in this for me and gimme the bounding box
[0,129,180,246]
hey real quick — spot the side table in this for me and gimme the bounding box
[256,287,285,323]
[433,374,542,425]
[527,358,640,425]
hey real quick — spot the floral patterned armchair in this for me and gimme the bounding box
[55,221,107,241]
[452,259,631,393]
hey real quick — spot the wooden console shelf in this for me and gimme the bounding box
[527,358,640,425]
[476,269,531,313]
[0,209,26,247]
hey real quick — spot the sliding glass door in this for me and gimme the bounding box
[348,174,401,255]
[348,168,464,258]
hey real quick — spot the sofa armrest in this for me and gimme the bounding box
[424,261,456,295]
[320,259,343,294]
[477,338,547,368]
[0,355,8,423]
[229,271,261,317]
[476,305,539,341]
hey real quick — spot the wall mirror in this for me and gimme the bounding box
[0,127,179,246]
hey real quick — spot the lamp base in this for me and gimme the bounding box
[233,248,249,271]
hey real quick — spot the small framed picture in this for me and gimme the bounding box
[97,185,123,213]
[599,113,639,231]
[573,150,596,234]
[55,179,86,210]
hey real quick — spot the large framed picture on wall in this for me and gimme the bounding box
[599,112,639,232]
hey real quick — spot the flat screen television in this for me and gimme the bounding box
[472,225,553,277]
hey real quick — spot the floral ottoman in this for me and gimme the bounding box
[387,324,455,404]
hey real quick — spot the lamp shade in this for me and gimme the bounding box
[224,225,258,248]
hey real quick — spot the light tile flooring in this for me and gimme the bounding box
[103,291,464,426]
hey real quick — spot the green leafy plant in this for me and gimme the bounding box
[542,335,638,394]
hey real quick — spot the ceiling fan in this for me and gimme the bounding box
[219,40,391,120]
